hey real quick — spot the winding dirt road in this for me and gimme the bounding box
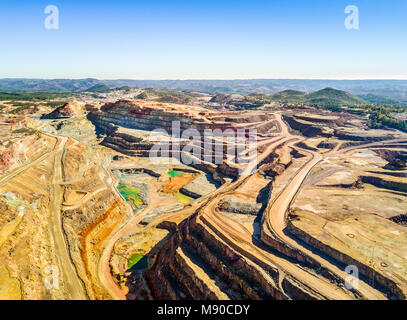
[96,112,404,300]
[196,116,356,299]
[49,136,87,300]
[262,138,390,299]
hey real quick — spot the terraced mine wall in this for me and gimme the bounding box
[89,109,207,134]
[209,113,270,124]
[179,174,219,199]
[60,140,129,299]
[100,134,156,157]
[101,132,233,160]
[145,213,327,300]
[295,115,341,125]
[63,191,127,299]
[101,136,238,182]
[334,130,394,142]
[374,149,407,168]
[361,175,407,193]
[87,113,117,135]
[295,141,317,151]
[253,120,281,135]
[260,224,341,278]
[88,100,267,140]
[89,109,253,163]
[317,141,338,149]
[192,162,226,185]
[282,115,324,137]
[89,110,248,182]
[217,196,262,216]
[116,167,161,178]
[368,171,407,178]
[88,104,249,137]
[286,220,405,299]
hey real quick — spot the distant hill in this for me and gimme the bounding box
[0,78,407,105]
[270,90,307,104]
[83,84,111,93]
[306,87,366,106]
[269,87,366,107]
[356,94,405,105]
[0,78,100,92]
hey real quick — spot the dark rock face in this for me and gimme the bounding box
[361,175,407,192]
[259,163,285,178]
[374,149,407,169]
[317,141,338,149]
[217,196,262,216]
[282,115,324,137]
[295,141,317,151]
[390,214,407,226]
[41,101,80,119]
[209,93,232,104]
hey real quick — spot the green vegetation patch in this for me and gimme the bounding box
[127,253,148,270]
[83,84,111,93]
[136,92,148,100]
[117,183,143,209]
[11,102,32,107]
[9,105,33,114]
[150,88,201,104]
[369,105,407,133]
[116,86,133,92]
[168,170,183,177]
[12,128,37,135]
[43,101,65,108]
[5,141,14,148]
[0,91,70,102]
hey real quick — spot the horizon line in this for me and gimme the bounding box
[2,77,407,81]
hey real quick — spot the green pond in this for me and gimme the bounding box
[168,170,183,177]
[117,183,143,209]
[127,253,148,270]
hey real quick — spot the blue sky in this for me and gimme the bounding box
[0,0,406,79]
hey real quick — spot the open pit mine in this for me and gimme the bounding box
[1,94,407,300]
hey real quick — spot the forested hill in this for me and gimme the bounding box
[1,78,407,105]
